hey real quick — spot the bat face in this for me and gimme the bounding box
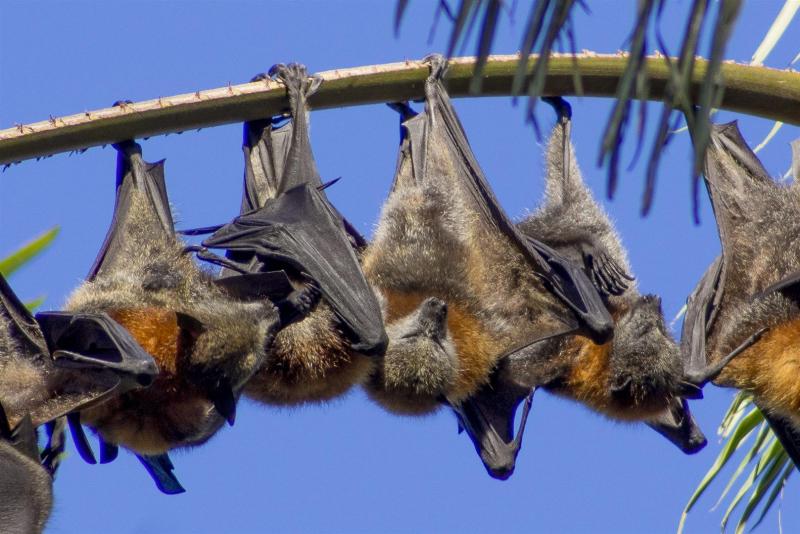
[682,121,800,466]
[362,57,611,478]
[365,296,458,415]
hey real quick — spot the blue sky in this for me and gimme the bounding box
[1,1,798,533]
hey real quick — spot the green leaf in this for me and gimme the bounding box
[24,296,46,312]
[394,0,410,35]
[713,420,770,509]
[470,0,502,94]
[0,226,60,277]
[735,450,790,533]
[753,121,784,154]
[678,407,763,533]
[720,437,780,531]
[750,0,800,66]
[719,393,754,437]
[751,462,793,530]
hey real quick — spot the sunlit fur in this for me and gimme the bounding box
[365,293,457,415]
[517,116,683,422]
[245,300,372,405]
[699,124,800,425]
[67,188,278,454]
[0,440,52,534]
[363,106,571,414]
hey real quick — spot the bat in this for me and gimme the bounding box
[682,120,800,467]
[62,138,282,492]
[0,404,52,534]
[361,55,614,479]
[506,97,714,454]
[189,63,388,405]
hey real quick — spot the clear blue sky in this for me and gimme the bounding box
[1,2,798,533]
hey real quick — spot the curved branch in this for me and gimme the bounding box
[1,54,798,165]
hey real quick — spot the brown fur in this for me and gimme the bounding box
[716,318,800,423]
[108,308,181,374]
[245,302,371,405]
[0,440,52,534]
[67,178,277,455]
[380,290,501,403]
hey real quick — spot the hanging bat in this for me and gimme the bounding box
[0,405,52,534]
[682,121,800,467]
[508,97,723,455]
[189,63,387,405]
[361,55,613,479]
[62,138,283,491]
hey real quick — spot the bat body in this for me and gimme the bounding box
[65,140,280,458]
[194,64,387,406]
[512,98,709,453]
[683,122,800,465]
[362,57,613,477]
[0,408,52,534]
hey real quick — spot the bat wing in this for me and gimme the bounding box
[406,55,612,341]
[577,242,634,297]
[755,402,800,470]
[203,64,386,355]
[137,454,186,494]
[681,255,724,376]
[203,185,386,353]
[702,122,773,294]
[0,273,48,357]
[451,381,533,480]
[0,404,39,463]
[645,398,707,454]
[87,140,174,280]
[451,326,576,478]
[524,237,618,336]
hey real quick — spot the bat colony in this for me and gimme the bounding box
[1,56,797,531]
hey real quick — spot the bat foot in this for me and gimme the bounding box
[276,281,322,327]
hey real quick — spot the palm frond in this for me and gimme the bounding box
[680,395,797,533]
[397,0,751,217]
[0,226,60,277]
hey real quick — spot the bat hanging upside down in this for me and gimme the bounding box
[361,55,614,479]
[61,136,318,492]
[682,120,800,468]
[188,63,387,406]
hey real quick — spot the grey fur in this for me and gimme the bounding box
[0,440,52,534]
[682,123,800,447]
[516,107,690,429]
[365,295,457,415]
[67,155,279,454]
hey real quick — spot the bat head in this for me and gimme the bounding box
[646,398,707,454]
[381,297,457,398]
[609,295,683,405]
[366,297,458,415]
